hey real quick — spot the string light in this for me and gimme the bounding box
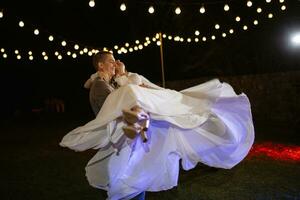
[268,13,273,18]
[175,7,181,15]
[247,1,253,7]
[34,29,39,35]
[48,35,54,41]
[243,25,248,30]
[74,44,79,50]
[257,8,262,13]
[266,0,271,3]
[120,3,126,11]
[44,56,48,60]
[14,50,19,54]
[195,30,200,36]
[281,5,286,11]
[54,51,59,56]
[89,0,95,8]
[148,6,154,14]
[279,0,285,3]
[1,48,4,53]
[222,33,227,37]
[42,51,46,56]
[156,41,161,46]
[29,55,34,60]
[28,51,32,55]
[19,21,24,27]
[215,24,220,29]
[211,35,216,40]
[0,10,3,18]
[83,48,88,53]
[17,55,21,60]
[229,29,234,34]
[202,37,207,41]
[194,38,199,42]
[254,20,258,25]
[72,53,77,58]
[3,54,7,58]
[224,4,230,11]
[58,55,62,60]
[235,16,241,22]
[199,6,205,14]
[61,41,67,46]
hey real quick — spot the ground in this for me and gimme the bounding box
[1,113,300,200]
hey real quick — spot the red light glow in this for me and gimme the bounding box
[248,142,300,162]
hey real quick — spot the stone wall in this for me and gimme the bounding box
[165,71,300,125]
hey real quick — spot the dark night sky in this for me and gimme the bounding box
[0,0,300,116]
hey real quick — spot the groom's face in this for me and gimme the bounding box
[100,54,116,76]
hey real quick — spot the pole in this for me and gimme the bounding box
[159,32,165,88]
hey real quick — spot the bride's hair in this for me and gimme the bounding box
[92,51,113,71]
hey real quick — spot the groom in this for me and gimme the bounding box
[89,51,146,200]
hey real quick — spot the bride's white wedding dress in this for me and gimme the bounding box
[60,74,254,200]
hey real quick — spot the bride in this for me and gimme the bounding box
[60,53,255,200]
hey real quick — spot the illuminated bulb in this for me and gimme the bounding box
[235,16,241,22]
[88,51,93,56]
[266,0,271,3]
[0,11,3,18]
[224,4,230,11]
[19,21,24,27]
[195,38,199,42]
[215,24,220,29]
[54,51,59,56]
[243,25,248,30]
[128,48,133,52]
[156,33,160,39]
[103,47,108,51]
[229,29,234,34]
[174,36,180,41]
[83,48,88,53]
[162,34,166,38]
[145,37,150,41]
[187,38,191,42]
[144,42,148,46]
[1,48,5,52]
[152,37,156,42]
[211,35,216,40]
[135,40,140,44]
[44,56,48,60]
[279,0,284,3]
[42,51,46,56]
[15,50,19,54]
[168,36,172,40]
[95,49,99,53]
[92,49,96,53]
[67,51,71,56]
[138,44,143,49]
[58,55,62,60]
[134,46,138,51]
[281,5,286,10]
[175,7,181,15]
[222,33,227,37]
[180,38,184,42]
[257,8,262,13]
[254,20,258,25]
[291,33,300,46]
[268,13,273,18]
[61,41,67,46]
[48,35,54,41]
[72,53,77,58]
[74,44,79,50]
[202,37,207,41]
[247,1,252,7]
[199,6,205,14]
[156,41,161,46]
[89,0,95,8]
[148,6,154,14]
[114,45,118,50]
[125,43,129,47]
[147,40,151,44]
[29,56,33,60]
[120,3,126,11]
[3,53,7,58]
[17,55,21,60]
[195,30,200,36]
[117,50,122,54]
[34,29,39,35]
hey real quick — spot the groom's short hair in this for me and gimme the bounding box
[92,51,113,71]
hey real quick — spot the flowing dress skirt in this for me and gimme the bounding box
[60,79,255,200]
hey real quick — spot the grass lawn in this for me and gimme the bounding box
[1,114,300,200]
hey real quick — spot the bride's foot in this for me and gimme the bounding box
[122,106,149,124]
[122,124,141,139]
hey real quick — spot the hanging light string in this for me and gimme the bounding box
[0,0,287,61]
